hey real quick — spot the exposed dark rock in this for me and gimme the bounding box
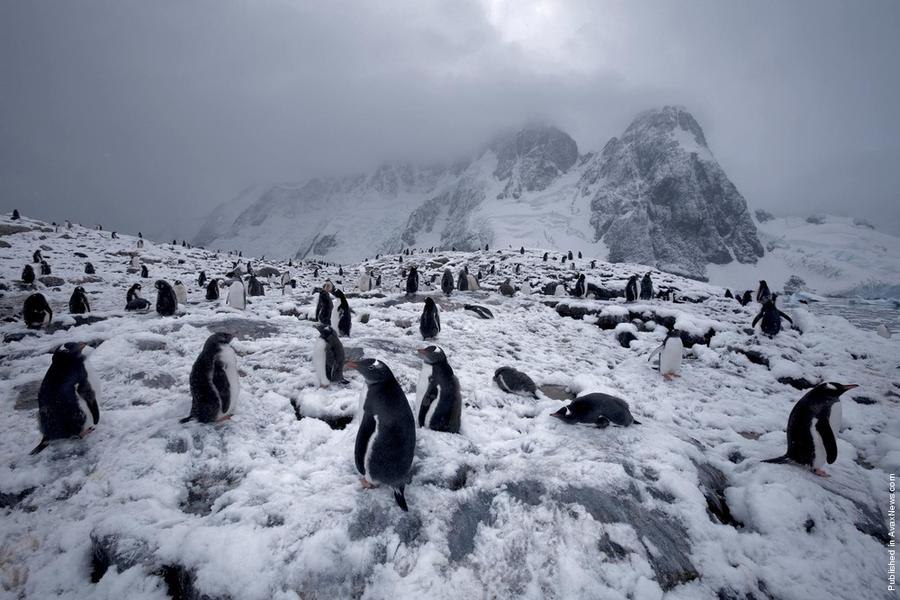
[0,486,35,509]
[694,462,743,528]
[37,275,65,287]
[777,376,815,390]
[90,531,153,583]
[181,469,243,516]
[448,491,495,561]
[207,318,279,340]
[616,330,638,348]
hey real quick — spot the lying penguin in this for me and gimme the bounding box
[551,393,640,428]
[493,366,539,399]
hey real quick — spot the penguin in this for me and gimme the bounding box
[740,290,753,306]
[419,297,441,339]
[375,274,382,288]
[66,220,71,229]
[542,252,548,262]
[763,382,857,477]
[198,271,207,288]
[225,279,246,310]
[84,262,95,275]
[520,246,525,255]
[322,279,335,294]
[499,278,515,297]
[140,264,149,278]
[724,289,734,299]
[130,255,140,269]
[358,270,373,292]
[640,273,653,300]
[625,275,638,302]
[125,283,147,309]
[567,250,573,260]
[181,332,240,423]
[590,260,596,269]
[414,346,462,433]
[647,329,683,380]
[111,231,118,239]
[493,366,538,399]
[33,249,42,263]
[315,289,333,325]
[137,239,144,249]
[68,286,91,314]
[12,209,20,220]
[466,273,479,290]
[23,293,53,328]
[457,270,469,291]
[21,264,35,284]
[205,278,220,301]
[40,261,51,276]
[551,393,639,428]
[173,280,188,304]
[312,324,346,387]
[29,342,100,455]
[332,289,352,337]
[281,271,292,291]
[491,264,497,275]
[138,231,142,239]
[578,251,582,259]
[463,304,493,319]
[339,266,344,277]
[756,280,771,304]
[348,358,416,511]
[876,323,891,339]
[155,280,178,316]
[752,295,793,336]
[561,255,567,264]
[441,269,454,295]
[247,275,265,297]
[406,266,419,296]
[572,274,586,298]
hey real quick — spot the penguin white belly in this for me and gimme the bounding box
[74,391,95,432]
[312,338,329,387]
[415,364,432,419]
[467,275,479,290]
[659,339,683,375]
[554,285,565,296]
[363,415,380,482]
[226,282,245,309]
[174,285,187,304]
[330,304,340,330]
[811,419,827,468]
[424,384,442,428]
[218,346,240,416]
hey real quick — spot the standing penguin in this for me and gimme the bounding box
[155,280,178,316]
[125,283,150,310]
[24,293,53,328]
[740,290,753,306]
[724,289,734,299]
[647,329,683,380]
[68,286,91,314]
[752,295,793,336]
[625,276,638,302]
[414,346,462,433]
[173,280,188,304]
[493,366,539,399]
[640,273,654,300]
[33,249,42,263]
[756,280,771,304]
[205,278,220,300]
[247,276,265,297]
[419,297,441,339]
[198,271,207,288]
[21,264,35,284]
[499,278,515,297]
[140,264,149,278]
[466,272,479,291]
[29,342,100,455]
[441,269,454,296]
[281,271,292,292]
[137,239,144,249]
[12,209,20,220]
[181,332,240,423]
[358,269,373,292]
[567,250,573,260]
[312,324,346,387]
[84,262,95,275]
[542,252,548,262]
[405,266,419,296]
[572,274,586,298]
[226,279,246,310]
[457,270,469,291]
[40,261,51,275]
[332,289,352,337]
[763,382,857,477]
[315,289,333,325]
[348,358,416,511]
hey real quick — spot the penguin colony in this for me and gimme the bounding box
[5,213,878,525]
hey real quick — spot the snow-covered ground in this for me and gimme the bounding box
[1,216,897,599]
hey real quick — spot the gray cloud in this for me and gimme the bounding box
[1,0,898,239]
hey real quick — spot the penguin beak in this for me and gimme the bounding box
[550,407,567,419]
[77,342,87,351]
[416,348,428,356]
[345,360,358,370]
[839,384,859,393]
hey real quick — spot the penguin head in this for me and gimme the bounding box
[174,280,182,286]
[75,286,85,294]
[315,324,334,339]
[417,345,446,364]
[131,283,142,292]
[346,358,393,384]
[815,382,858,399]
[334,289,346,302]
[550,405,574,422]
[205,331,234,348]
[52,341,86,363]
[424,297,436,308]
[155,280,170,291]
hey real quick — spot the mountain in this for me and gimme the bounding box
[195,106,762,278]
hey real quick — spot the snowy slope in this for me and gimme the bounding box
[708,215,900,297]
[1,214,897,600]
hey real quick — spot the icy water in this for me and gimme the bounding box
[792,296,899,333]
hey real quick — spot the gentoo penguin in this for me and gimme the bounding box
[484,243,489,251]
[763,382,857,477]
[339,266,344,277]
[281,271,291,291]
[490,264,496,275]
[111,231,118,239]
[315,289,333,325]
[466,272,479,290]
[640,273,653,300]
[247,275,265,297]
[140,264,149,278]
[136,239,144,249]
[590,260,596,269]
[756,280,771,304]
[493,366,538,399]
[375,274,382,288]
[572,274,586,298]
[33,249,42,263]
[155,280,178,316]
[567,250,573,260]
[463,304,493,319]
[225,279,246,310]
[84,262,95,275]
[125,283,148,310]
[419,297,441,339]
[312,324,346,387]
[499,278,515,297]
[625,276,638,302]
[414,346,462,433]
[578,251,582,259]
[752,295,793,336]
[198,271,207,288]
[130,255,141,269]
[647,329,683,380]
[21,264,35,284]
[40,261,51,275]
[724,289,734,299]
[561,255,567,264]
[23,293,53,328]
[551,393,639,428]
[205,278,220,300]
[740,290,753,306]
[441,269,454,295]
[173,280,188,304]
[519,246,525,255]
[12,209,20,220]
[348,358,416,511]
[542,252,548,262]
[358,270,373,292]
[332,289,352,337]
[29,342,100,455]
[406,266,419,295]
[181,332,240,423]
[322,279,335,293]
[876,323,892,339]
[68,286,91,314]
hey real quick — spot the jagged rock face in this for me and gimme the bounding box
[491,125,579,199]
[583,106,763,279]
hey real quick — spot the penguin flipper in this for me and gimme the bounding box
[354,410,376,475]
[212,359,231,415]
[632,418,642,425]
[751,312,762,328]
[393,486,409,512]
[29,438,49,455]
[762,455,790,464]
[778,310,794,325]
[77,376,100,425]
[179,415,194,424]
[815,418,838,464]
[647,345,663,364]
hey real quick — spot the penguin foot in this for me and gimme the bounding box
[216,414,232,423]
[360,478,377,489]
[663,373,674,381]
[812,468,830,478]
[79,427,95,438]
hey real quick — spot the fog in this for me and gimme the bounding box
[1,0,898,240]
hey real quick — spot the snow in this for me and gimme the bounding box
[0,215,897,599]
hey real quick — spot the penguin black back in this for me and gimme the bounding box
[639,273,653,300]
[155,280,178,316]
[315,290,333,325]
[185,332,238,423]
[24,293,53,328]
[21,264,35,284]
[206,278,220,300]
[84,262,95,275]
[419,297,441,339]
[69,286,90,314]
[406,266,419,295]
[493,366,538,398]
[333,290,352,337]
[415,346,462,433]
[441,269,454,295]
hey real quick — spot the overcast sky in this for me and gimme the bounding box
[1,0,898,239]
